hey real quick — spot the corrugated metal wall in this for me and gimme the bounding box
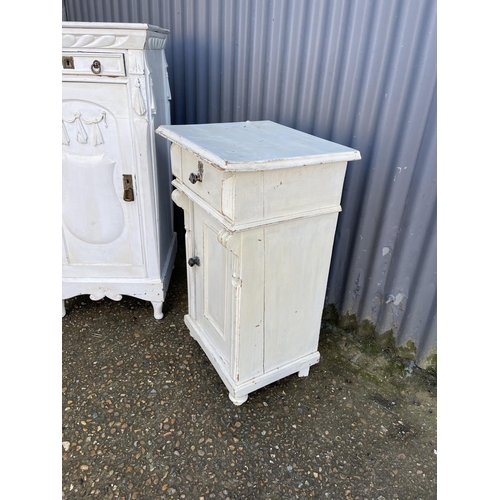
[64,0,437,366]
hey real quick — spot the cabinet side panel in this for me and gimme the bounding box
[170,143,182,179]
[263,214,339,372]
[145,47,175,274]
[263,162,347,219]
[236,228,265,382]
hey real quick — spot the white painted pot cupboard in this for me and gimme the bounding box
[62,22,177,319]
[156,121,361,404]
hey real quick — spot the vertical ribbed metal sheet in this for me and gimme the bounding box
[64,0,437,366]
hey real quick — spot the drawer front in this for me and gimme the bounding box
[62,52,126,77]
[178,148,229,214]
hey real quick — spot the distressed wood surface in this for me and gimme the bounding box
[156,121,361,171]
[161,121,361,404]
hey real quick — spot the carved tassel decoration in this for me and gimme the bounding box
[133,79,146,116]
[74,113,88,144]
[91,123,104,146]
[62,121,70,145]
[82,111,108,146]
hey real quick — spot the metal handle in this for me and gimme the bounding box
[91,60,102,74]
[189,161,204,184]
[188,256,200,267]
[189,172,201,184]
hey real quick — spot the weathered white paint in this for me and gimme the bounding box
[158,121,360,404]
[393,293,406,306]
[62,22,177,319]
[156,121,361,171]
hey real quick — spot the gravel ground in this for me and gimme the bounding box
[62,245,437,499]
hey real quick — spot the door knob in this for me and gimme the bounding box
[188,256,200,267]
[189,161,204,184]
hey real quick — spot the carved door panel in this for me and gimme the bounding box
[190,205,236,365]
[62,82,145,278]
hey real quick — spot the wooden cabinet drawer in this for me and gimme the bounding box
[62,52,126,77]
[170,143,348,229]
[171,145,231,216]
[163,122,361,231]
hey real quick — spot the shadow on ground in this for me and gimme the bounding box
[62,246,436,500]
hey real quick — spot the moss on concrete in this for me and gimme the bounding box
[419,349,437,372]
[322,303,436,374]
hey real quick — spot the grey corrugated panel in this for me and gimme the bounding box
[64,0,437,365]
[328,0,437,366]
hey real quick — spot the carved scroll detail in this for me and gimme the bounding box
[62,34,129,49]
[171,189,190,212]
[217,229,240,254]
[89,290,123,301]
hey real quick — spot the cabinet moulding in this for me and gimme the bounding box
[147,37,167,50]
[62,34,130,49]
[62,23,169,52]
[171,189,190,212]
[172,178,342,232]
[217,229,240,254]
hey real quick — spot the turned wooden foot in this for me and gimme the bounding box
[229,393,248,406]
[152,301,164,320]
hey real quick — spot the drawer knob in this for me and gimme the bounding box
[188,256,200,267]
[189,161,204,184]
[91,60,102,74]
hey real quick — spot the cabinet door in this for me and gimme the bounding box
[62,81,145,278]
[189,204,236,365]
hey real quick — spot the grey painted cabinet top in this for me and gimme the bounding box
[62,21,169,34]
[156,121,361,171]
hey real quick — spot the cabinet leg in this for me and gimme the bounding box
[62,300,66,318]
[298,366,310,377]
[229,393,248,406]
[151,301,164,320]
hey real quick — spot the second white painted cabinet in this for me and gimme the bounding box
[62,22,177,319]
[156,121,361,404]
